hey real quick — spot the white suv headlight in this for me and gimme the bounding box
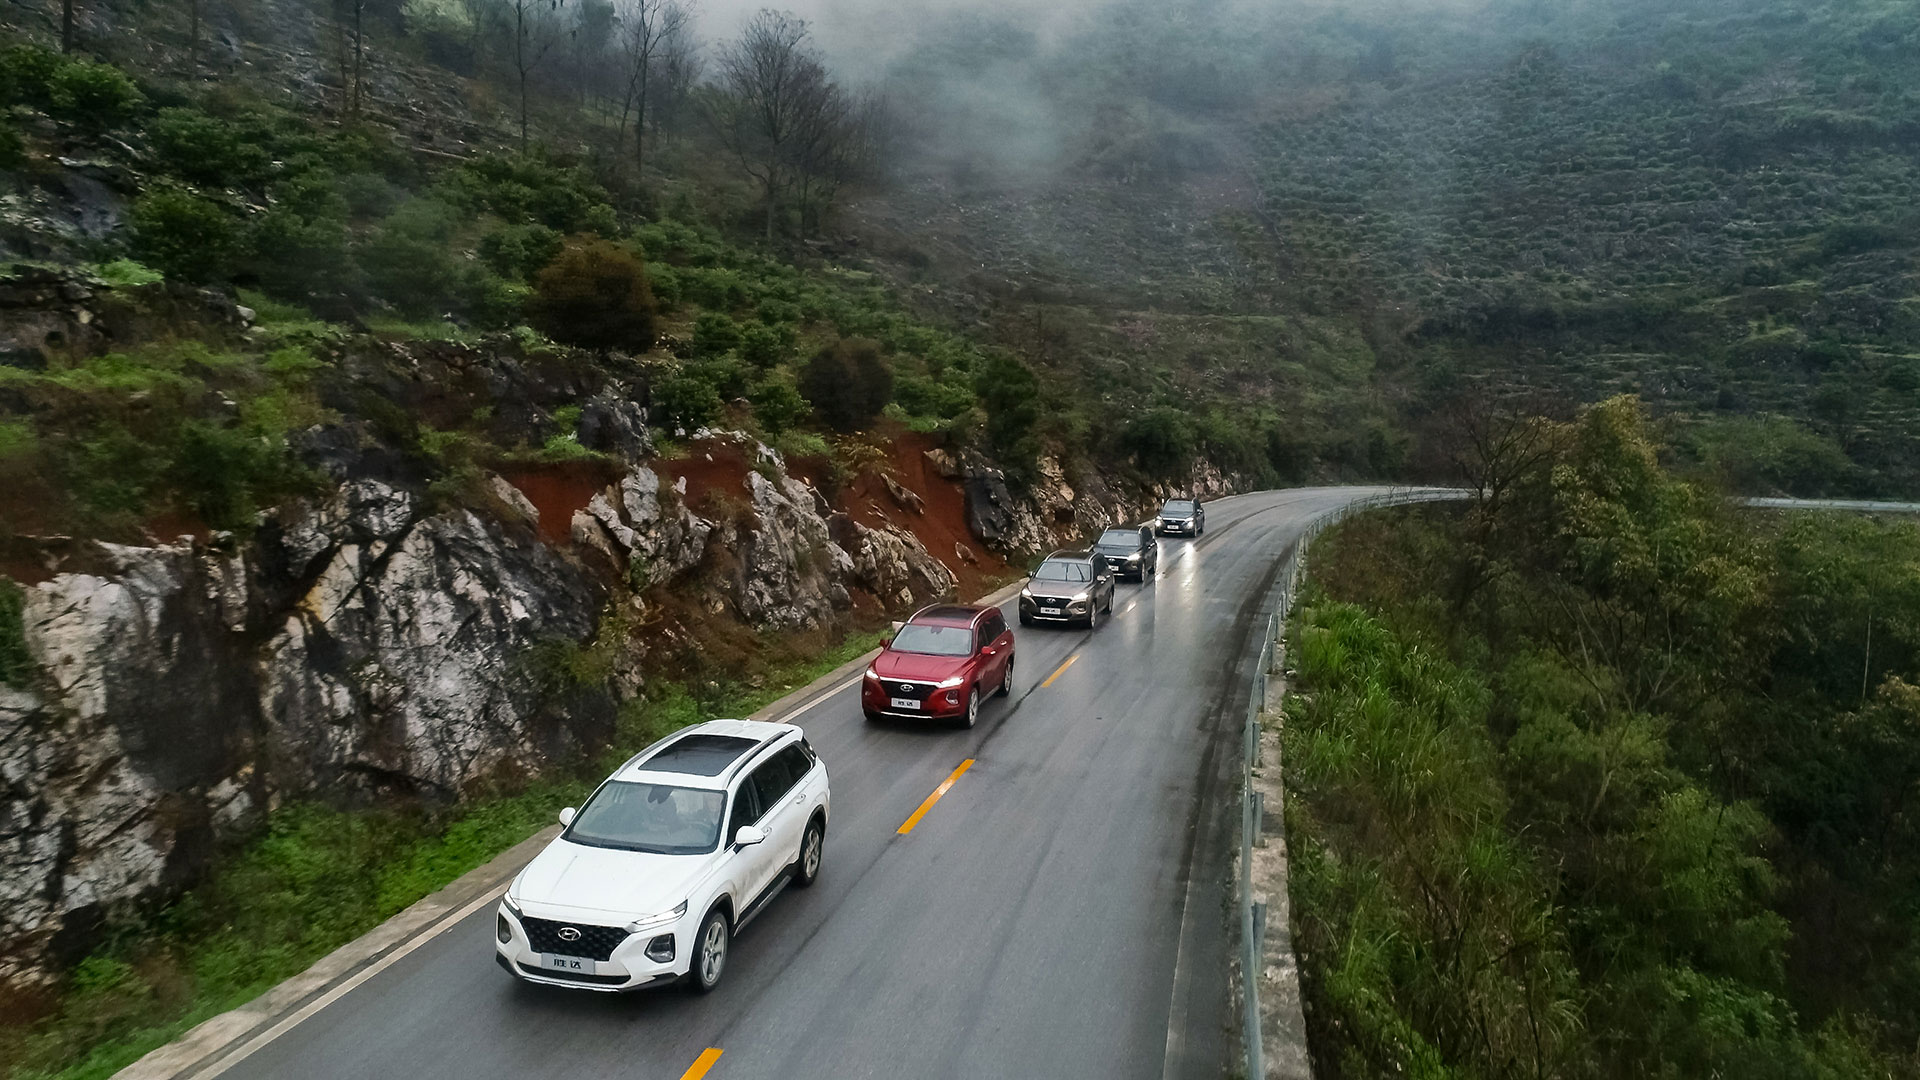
[626,900,689,934]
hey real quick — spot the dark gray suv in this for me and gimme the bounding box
[1156,498,1205,537]
[1018,551,1116,628]
[1093,525,1158,581]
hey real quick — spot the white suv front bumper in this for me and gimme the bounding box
[494,902,690,992]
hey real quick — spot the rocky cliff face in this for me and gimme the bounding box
[961,449,1237,556]
[0,433,963,992]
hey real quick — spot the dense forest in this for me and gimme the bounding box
[1288,396,1920,1076]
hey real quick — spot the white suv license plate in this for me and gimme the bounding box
[541,953,597,974]
[890,697,920,710]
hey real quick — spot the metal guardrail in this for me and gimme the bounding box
[1238,487,1463,1079]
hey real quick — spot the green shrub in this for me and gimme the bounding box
[973,352,1038,452]
[798,338,893,433]
[151,108,271,187]
[749,376,808,434]
[250,206,355,300]
[478,223,563,281]
[0,43,66,106]
[691,312,742,358]
[687,355,749,400]
[896,372,975,420]
[46,60,144,131]
[357,199,467,317]
[738,323,790,368]
[680,266,750,309]
[92,258,164,287]
[171,419,291,531]
[466,274,531,329]
[0,115,22,169]
[339,172,404,218]
[646,263,683,310]
[1121,406,1197,478]
[130,189,243,283]
[442,153,612,232]
[756,298,802,325]
[0,577,31,689]
[527,235,656,351]
[652,370,723,432]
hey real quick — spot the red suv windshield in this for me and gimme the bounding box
[891,623,973,656]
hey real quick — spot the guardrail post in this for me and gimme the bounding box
[1252,790,1265,847]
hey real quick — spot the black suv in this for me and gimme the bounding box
[1018,550,1116,628]
[1092,525,1158,582]
[1156,498,1205,536]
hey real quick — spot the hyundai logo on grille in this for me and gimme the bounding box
[557,926,582,942]
[899,684,914,694]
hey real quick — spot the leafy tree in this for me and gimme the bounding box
[1120,406,1196,478]
[749,375,806,433]
[973,351,1038,453]
[130,188,242,283]
[527,235,657,351]
[46,60,143,130]
[151,108,272,187]
[737,322,789,368]
[478,222,562,280]
[691,312,742,358]
[651,369,722,432]
[797,337,891,433]
[357,199,467,316]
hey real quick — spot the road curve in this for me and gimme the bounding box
[206,486,1420,1080]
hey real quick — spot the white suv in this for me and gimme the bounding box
[494,719,830,993]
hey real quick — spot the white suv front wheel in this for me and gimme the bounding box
[689,909,730,993]
[794,818,825,888]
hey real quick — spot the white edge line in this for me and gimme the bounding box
[195,883,512,1079]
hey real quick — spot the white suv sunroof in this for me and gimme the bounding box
[641,734,759,776]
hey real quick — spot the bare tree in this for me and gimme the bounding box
[61,0,77,53]
[459,0,505,74]
[647,15,701,149]
[710,11,837,240]
[792,86,885,235]
[613,0,692,183]
[186,0,201,77]
[332,0,370,116]
[507,0,569,148]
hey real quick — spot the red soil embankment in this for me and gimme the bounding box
[496,461,623,546]
[840,430,1007,598]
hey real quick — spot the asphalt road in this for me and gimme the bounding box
[217,486,1405,1080]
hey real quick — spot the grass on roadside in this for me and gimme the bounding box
[2,627,891,1080]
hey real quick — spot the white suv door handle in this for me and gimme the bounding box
[790,794,804,805]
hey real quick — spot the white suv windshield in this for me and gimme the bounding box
[892,623,973,656]
[567,781,725,855]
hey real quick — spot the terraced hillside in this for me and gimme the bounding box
[858,0,1920,496]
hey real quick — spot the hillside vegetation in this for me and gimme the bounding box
[855,0,1920,495]
[1288,396,1920,1077]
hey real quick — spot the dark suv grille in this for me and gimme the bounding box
[520,915,629,961]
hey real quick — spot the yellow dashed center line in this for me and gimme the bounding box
[1041,654,1079,688]
[898,759,976,835]
[679,1048,724,1080]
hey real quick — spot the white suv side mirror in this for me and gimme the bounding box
[558,807,576,827]
[734,824,766,847]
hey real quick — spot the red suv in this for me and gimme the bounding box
[862,605,1016,729]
